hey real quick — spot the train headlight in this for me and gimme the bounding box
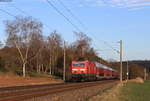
[72,69,78,71]
[80,69,86,71]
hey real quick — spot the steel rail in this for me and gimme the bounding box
[0,80,117,101]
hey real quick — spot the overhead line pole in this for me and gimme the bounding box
[144,68,147,81]
[63,41,66,82]
[120,40,123,82]
[127,61,129,81]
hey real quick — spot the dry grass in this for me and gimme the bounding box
[0,74,63,87]
[89,83,122,101]
[129,77,144,83]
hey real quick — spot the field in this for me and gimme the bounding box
[121,81,150,101]
[88,80,150,101]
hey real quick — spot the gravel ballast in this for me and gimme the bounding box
[25,81,117,101]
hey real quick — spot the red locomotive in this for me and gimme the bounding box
[71,60,118,81]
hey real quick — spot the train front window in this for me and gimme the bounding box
[73,63,85,67]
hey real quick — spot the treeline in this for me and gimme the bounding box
[0,16,107,78]
[126,61,150,79]
[110,61,150,80]
[129,60,150,72]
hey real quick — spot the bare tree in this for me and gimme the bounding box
[74,32,92,58]
[27,33,44,73]
[47,31,62,75]
[5,16,43,77]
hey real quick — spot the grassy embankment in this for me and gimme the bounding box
[0,71,63,87]
[121,81,150,101]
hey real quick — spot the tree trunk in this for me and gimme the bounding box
[23,63,26,77]
[36,59,39,73]
[45,65,48,73]
[52,55,54,75]
[49,56,52,75]
[39,65,41,73]
[41,64,44,73]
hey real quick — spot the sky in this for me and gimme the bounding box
[0,0,150,61]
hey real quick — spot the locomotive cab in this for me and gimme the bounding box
[71,60,97,81]
[71,61,88,74]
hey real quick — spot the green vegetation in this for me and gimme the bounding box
[121,81,150,101]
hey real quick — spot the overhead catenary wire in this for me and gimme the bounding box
[2,1,120,59]
[0,8,17,18]
[56,0,120,54]
[0,8,46,60]
[51,0,121,61]
[8,3,29,16]
[47,0,118,60]
[56,0,87,30]
[46,0,82,32]
[103,41,120,54]
[55,0,120,54]
[0,1,121,62]
[7,3,53,31]
[45,0,121,60]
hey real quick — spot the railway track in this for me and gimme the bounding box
[0,80,117,101]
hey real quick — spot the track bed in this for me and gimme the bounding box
[0,80,118,101]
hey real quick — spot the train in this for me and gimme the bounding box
[71,60,119,81]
